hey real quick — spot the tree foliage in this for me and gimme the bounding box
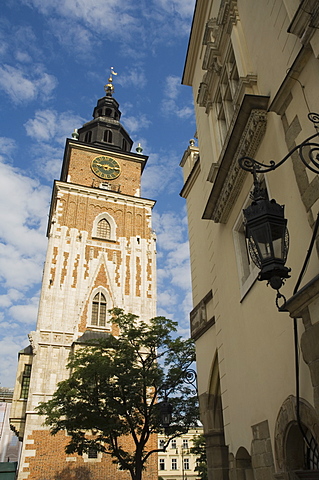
[190,435,207,480]
[37,309,198,480]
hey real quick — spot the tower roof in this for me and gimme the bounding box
[77,71,133,153]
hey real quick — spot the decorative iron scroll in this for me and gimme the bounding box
[184,368,198,392]
[238,112,319,175]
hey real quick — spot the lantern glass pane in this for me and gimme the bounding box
[252,225,272,260]
[270,224,285,260]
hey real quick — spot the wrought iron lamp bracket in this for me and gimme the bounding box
[238,112,319,176]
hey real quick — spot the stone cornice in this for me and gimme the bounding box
[180,157,201,199]
[202,94,269,223]
[288,0,319,45]
[54,180,156,207]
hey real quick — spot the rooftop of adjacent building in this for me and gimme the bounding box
[0,389,14,402]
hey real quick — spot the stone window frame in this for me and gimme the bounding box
[171,458,178,470]
[82,449,102,463]
[183,457,190,470]
[88,287,112,331]
[197,2,258,154]
[183,438,189,449]
[213,42,240,144]
[20,364,32,400]
[92,212,117,242]
[159,439,165,449]
[159,458,165,470]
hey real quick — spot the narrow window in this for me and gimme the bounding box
[122,139,127,151]
[97,109,102,116]
[88,447,98,459]
[104,130,113,143]
[171,439,177,449]
[97,218,111,239]
[105,108,112,117]
[91,292,107,327]
[159,439,165,449]
[183,439,189,449]
[20,364,31,399]
[172,458,177,470]
[183,458,190,470]
[85,131,92,143]
[159,459,165,470]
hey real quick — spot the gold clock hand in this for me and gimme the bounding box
[95,163,120,171]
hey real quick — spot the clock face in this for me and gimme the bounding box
[91,156,121,180]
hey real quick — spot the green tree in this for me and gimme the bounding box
[37,308,198,480]
[191,435,207,480]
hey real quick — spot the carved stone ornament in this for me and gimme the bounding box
[212,109,267,223]
[28,331,37,355]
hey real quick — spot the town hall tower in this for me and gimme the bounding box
[10,75,157,480]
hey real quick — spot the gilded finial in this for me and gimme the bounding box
[104,67,118,96]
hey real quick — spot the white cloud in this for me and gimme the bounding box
[165,75,180,100]
[153,211,185,250]
[48,18,96,55]
[25,109,84,145]
[122,114,151,134]
[0,137,16,156]
[0,159,50,289]
[161,75,194,120]
[117,68,147,89]
[0,64,57,104]
[9,299,39,325]
[24,109,85,181]
[156,0,195,18]
[25,110,59,142]
[141,150,183,199]
[23,0,138,35]
[153,209,191,327]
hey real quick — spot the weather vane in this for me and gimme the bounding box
[104,67,118,96]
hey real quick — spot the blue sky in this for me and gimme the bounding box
[0,0,196,386]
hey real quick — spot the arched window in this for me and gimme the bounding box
[97,109,102,116]
[105,108,112,117]
[92,212,117,241]
[91,292,107,327]
[85,131,92,143]
[104,130,112,143]
[96,218,111,239]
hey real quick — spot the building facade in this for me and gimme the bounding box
[158,428,203,480]
[10,79,157,480]
[0,389,20,464]
[181,1,319,480]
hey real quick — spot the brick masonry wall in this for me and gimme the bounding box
[68,147,143,197]
[23,430,158,480]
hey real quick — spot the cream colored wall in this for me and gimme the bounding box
[182,0,319,465]
[238,1,301,101]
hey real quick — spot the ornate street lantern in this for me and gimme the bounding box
[160,399,173,429]
[243,182,290,290]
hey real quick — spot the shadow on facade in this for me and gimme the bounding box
[54,465,93,480]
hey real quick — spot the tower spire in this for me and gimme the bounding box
[76,68,133,152]
[104,67,118,96]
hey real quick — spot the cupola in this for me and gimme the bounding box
[77,70,133,152]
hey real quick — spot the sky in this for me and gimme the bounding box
[0,0,197,387]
